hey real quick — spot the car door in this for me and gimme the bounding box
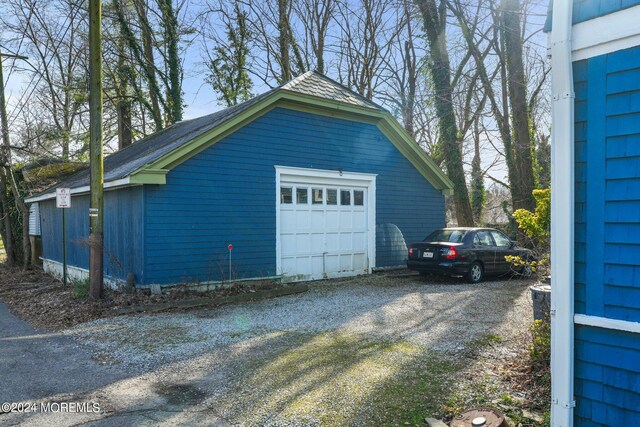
[490,230,513,273]
[472,230,497,272]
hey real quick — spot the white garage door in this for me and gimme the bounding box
[276,166,376,281]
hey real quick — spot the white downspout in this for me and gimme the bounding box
[550,1,575,426]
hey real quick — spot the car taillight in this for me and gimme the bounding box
[443,246,458,260]
[408,245,416,258]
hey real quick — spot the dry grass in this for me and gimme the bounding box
[0,264,282,330]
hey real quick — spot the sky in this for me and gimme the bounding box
[2,0,550,187]
[3,0,550,119]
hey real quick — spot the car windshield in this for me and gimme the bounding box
[424,229,467,243]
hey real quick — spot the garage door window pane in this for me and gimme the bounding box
[326,189,337,205]
[296,188,308,204]
[312,188,323,204]
[354,190,364,206]
[340,190,351,205]
[281,187,292,204]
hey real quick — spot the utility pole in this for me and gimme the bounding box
[88,0,104,299]
[0,51,31,267]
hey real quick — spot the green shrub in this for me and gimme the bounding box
[73,278,90,300]
[530,320,551,367]
[513,189,550,240]
[508,188,551,277]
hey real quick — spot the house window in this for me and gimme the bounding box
[326,189,337,205]
[312,188,323,204]
[281,187,292,204]
[340,190,351,205]
[353,190,364,206]
[296,187,308,204]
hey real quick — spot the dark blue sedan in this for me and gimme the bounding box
[407,227,535,283]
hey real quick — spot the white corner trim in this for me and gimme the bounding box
[575,314,640,334]
[550,0,575,426]
[274,165,377,278]
[275,168,282,276]
[572,5,640,61]
[25,177,133,203]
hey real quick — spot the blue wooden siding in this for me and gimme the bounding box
[575,326,640,425]
[574,46,640,425]
[575,46,640,322]
[39,186,144,283]
[545,0,640,32]
[574,59,588,315]
[573,0,640,24]
[143,107,445,284]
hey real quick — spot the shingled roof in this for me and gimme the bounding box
[280,71,381,109]
[27,72,385,200]
[27,71,452,202]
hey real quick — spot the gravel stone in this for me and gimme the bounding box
[61,273,534,426]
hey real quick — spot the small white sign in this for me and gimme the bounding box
[56,188,71,208]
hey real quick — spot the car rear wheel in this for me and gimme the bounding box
[467,262,484,283]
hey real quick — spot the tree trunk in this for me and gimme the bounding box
[316,33,325,74]
[0,169,16,266]
[278,0,292,82]
[117,98,133,149]
[501,0,535,211]
[0,51,30,267]
[117,0,133,149]
[416,0,474,226]
[402,38,416,137]
[497,31,518,211]
[133,0,163,131]
[470,120,485,223]
[62,131,70,160]
[158,0,183,123]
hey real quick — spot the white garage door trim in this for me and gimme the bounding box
[275,165,376,281]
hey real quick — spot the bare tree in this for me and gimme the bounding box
[377,0,421,136]
[3,0,89,160]
[201,0,253,107]
[132,0,163,131]
[448,0,549,217]
[336,0,398,100]
[500,0,535,211]
[293,0,336,74]
[415,0,474,226]
[239,0,307,85]
[102,0,134,149]
[114,0,186,129]
[0,53,31,266]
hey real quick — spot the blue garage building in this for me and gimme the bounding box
[548,1,640,425]
[26,72,452,288]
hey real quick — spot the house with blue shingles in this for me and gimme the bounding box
[26,72,452,288]
[547,1,640,426]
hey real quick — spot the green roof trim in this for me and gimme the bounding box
[129,169,168,185]
[130,91,454,193]
[25,71,451,203]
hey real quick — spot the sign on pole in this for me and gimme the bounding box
[56,188,71,288]
[56,188,71,208]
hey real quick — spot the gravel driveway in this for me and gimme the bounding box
[4,273,534,426]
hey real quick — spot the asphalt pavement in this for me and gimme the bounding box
[0,303,228,426]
